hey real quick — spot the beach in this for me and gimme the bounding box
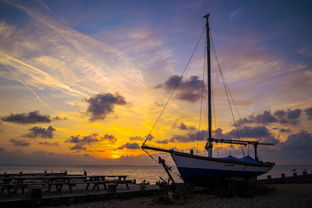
[43,184,312,208]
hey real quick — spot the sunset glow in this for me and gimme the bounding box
[0,0,311,166]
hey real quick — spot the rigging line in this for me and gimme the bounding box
[144,149,182,179]
[196,45,206,154]
[210,34,240,138]
[210,32,245,157]
[212,74,217,135]
[142,149,158,162]
[209,36,252,143]
[142,26,206,146]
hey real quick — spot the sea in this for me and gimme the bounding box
[0,164,311,184]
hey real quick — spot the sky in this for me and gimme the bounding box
[0,0,311,166]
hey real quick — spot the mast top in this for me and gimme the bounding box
[203,13,210,19]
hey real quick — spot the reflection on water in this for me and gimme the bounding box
[1,164,311,183]
[0,164,182,184]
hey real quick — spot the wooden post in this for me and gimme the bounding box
[158,157,175,186]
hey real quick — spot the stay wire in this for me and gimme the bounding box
[210,33,257,156]
[210,32,245,157]
[196,45,206,154]
[142,26,206,146]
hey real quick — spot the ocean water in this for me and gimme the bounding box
[0,165,181,184]
[0,164,311,183]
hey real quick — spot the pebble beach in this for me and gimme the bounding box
[44,184,312,208]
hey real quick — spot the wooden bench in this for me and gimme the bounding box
[47,182,81,193]
[85,179,133,191]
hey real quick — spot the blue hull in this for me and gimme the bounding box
[177,167,265,185]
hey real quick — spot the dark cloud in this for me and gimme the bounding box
[226,126,279,144]
[168,126,279,144]
[66,134,116,151]
[279,128,292,133]
[53,116,67,121]
[38,141,58,146]
[129,134,154,141]
[130,136,142,141]
[67,134,103,151]
[157,75,205,102]
[305,107,312,120]
[177,122,196,131]
[70,144,86,151]
[1,111,51,124]
[9,139,30,147]
[118,143,140,149]
[103,134,117,144]
[237,108,305,126]
[282,130,312,151]
[86,93,127,121]
[170,130,208,143]
[156,139,169,144]
[25,126,56,138]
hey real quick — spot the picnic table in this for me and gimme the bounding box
[1,174,134,195]
[14,175,87,192]
[0,175,88,194]
[86,175,131,191]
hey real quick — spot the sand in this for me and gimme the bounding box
[44,184,312,208]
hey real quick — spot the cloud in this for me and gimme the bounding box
[53,116,67,121]
[38,141,58,146]
[66,134,111,151]
[103,134,117,144]
[9,139,30,147]
[237,108,304,126]
[156,75,205,103]
[282,130,312,151]
[225,126,279,144]
[170,130,207,143]
[177,122,196,131]
[279,128,292,133]
[1,111,51,124]
[305,107,312,120]
[130,134,154,141]
[86,93,127,121]
[118,142,140,149]
[168,126,279,144]
[70,143,86,151]
[25,126,56,138]
[156,139,169,144]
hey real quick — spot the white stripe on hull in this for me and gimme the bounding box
[172,154,273,174]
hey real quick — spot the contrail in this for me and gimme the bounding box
[0,51,90,98]
[9,70,54,112]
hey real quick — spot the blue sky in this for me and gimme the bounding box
[0,0,311,165]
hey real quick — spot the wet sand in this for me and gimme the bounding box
[44,184,312,208]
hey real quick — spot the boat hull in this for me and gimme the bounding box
[171,153,274,185]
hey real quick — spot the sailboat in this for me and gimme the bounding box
[142,14,274,185]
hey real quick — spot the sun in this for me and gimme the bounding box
[111,154,120,159]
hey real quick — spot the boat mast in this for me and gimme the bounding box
[204,14,213,158]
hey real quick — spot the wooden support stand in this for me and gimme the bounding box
[158,157,175,187]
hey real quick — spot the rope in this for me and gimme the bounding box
[210,33,245,157]
[142,26,206,146]
[196,45,207,154]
